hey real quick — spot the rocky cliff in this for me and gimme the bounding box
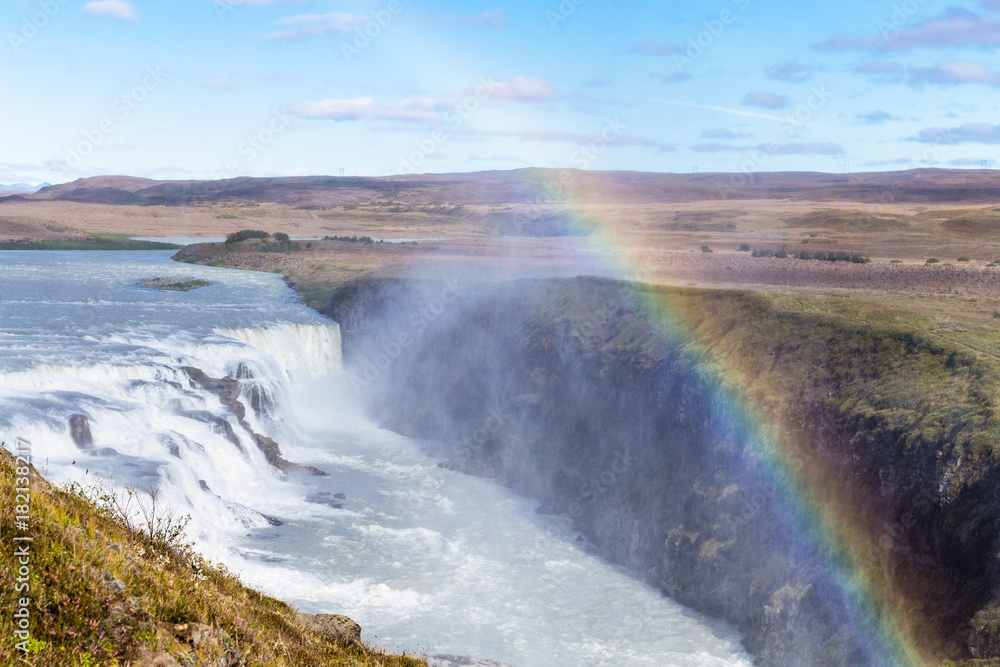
[322,275,1000,666]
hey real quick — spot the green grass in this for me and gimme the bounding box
[652,286,1000,463]
[0,451,426,667]
[0,237,179,251]
[140,278,212,292]
[299,288,337,311]
[786,209,911,231]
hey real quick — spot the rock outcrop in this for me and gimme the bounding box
[182,366,324,476]
[69,413,94,448]
[294,613,362,646]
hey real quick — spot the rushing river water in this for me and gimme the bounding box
[0,250,753,666]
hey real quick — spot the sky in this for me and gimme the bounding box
[3,0,1000,184]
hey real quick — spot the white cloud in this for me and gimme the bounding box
[908,60,1000,86]
[84,1,137,21]
[266,12,368,41]
[288,97,442,122]
[290,78,559,122]
[914,122,1000,144]
[741,91,791,109]
[484,77,556,102]
[445,9,504,30]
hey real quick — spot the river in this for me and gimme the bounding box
[0,250,752,667]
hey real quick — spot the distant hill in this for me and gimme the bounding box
[0,182,50,192]
[18,169,1000,207]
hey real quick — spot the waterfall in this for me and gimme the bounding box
[0,323,345,559]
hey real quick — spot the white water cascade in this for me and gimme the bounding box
[0,251,753,666]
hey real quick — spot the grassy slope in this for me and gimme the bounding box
[0,450,425,667]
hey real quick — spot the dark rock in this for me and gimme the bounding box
[246,384,275,418]
[182,366,324,475]
[293,612,361,646]
[427,656,517,667]
[103,577,126,596]
[198,480,211,493]
[334,493,346,500]
[132,651,180,667]
[158,622,241,667]
[183,367,245,422]
[179,410,244,452]
[305,492,343,509]
[232,362,255,380]
[69,414,94,448]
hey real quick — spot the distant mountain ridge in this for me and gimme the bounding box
[11,168,1000,207]
[0,182,50,192]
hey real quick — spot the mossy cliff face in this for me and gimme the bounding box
[324,276,1000,666]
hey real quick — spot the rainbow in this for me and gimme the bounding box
[533,174,927,666]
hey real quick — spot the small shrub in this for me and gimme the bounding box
[958,257,971,262]
[225,229,269,244]
[891,260,903,264]
[797,251,812,260]
[273,232,290,243]
[927,258,941,264]
[323,235,379,244]
[701,245,713,253]
[738,243,751,252]
[774,247,788,259]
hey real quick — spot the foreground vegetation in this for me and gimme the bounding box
[0,449,425,667]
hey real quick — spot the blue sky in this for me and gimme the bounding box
[3,0,1000,183]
